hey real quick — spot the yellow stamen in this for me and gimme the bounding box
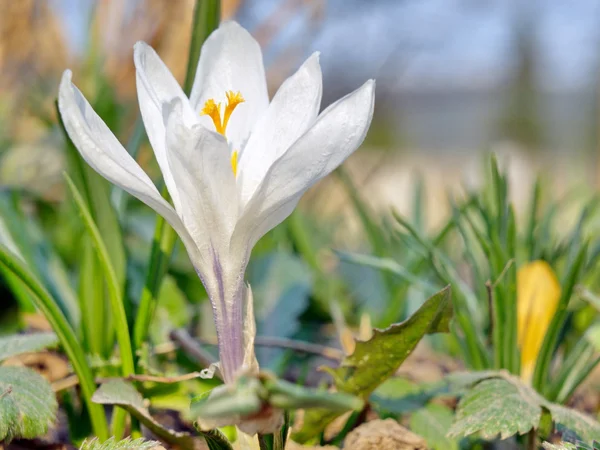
[230,150,238,177]
[223,90,245,132]
[200,91,245,137]
[200,99,224,134]
[201,91,244,177]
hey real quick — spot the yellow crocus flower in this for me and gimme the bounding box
[517,260,561,382]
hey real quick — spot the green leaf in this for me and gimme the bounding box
[327,286,452,397]
[447,372,600,442]
[80,437,161,450]
[200,429,235,450]
[371,378,435,415]
[548,405,600,443]
[586,323,600,351]
[183,0,220,94]
[410,404,458,450]
[149,275,191,344]
[291,408,342,444]
[294,287,452,443]
[0,242,109,440]
[92,380,206,450]
[0,366,58,441]
[191,377,264,422]
[448,377,542,439]
[0,333,58,362]
[79,239,112,357]
[65,174,134,438]
[0,194,80,325]
[542,444,576,450]
[264,378,363,412]
[248,252,312,364]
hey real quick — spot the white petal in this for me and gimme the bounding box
[233,79,375,248]
[189,21,268,150]
[134,41,198,211]
[237,52,323,206]
[164,99,238,257]
[241,283,259,376]
[58,70,201,265]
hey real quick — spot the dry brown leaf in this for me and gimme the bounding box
[343,419,427,450]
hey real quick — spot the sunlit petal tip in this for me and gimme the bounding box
[133,40,158,70]
[59,68,73,85]
[133,40,147,53]
[301,52,323,78]
[209,20,262,53]
[354,78,376,118]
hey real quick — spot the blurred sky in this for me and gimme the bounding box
[51,0,600,92]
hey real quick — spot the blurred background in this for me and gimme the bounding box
[1,0,600,407]
[2,0,600,233]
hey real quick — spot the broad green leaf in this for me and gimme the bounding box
[0,366,58,441]
[447,372,600,442]
[0,332,58,362]
[92,380,217,450]
[327,285,452,396]
[448,377,542,439]
[548,405,600,443]
[294,287,452,443]
[542,444,576,450]
[80,437,161,450]
[248,252,312,364]
[410,404,458,450]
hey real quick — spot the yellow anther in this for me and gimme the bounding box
[200,91,245,137]
[230,150,238,177]
[223,91,245,133]
[200,99,224,134]
[201,91,244,177]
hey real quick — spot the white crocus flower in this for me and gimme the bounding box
[58,21,375,384]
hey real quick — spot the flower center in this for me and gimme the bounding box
[201,91,244,176]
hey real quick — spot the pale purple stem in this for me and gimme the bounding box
[201,250,245,384]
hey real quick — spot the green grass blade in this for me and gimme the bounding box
[532,243,588,391]
[337,166,388,257]
[79,240,111,358]
[112,117,146,218]
[0,243,109,440]
[547,340,596,402]
[64,175,134,438]
[133,0,220,351]
[183,0,221,95]
[526,177,542,260]
[133,217,177,349]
